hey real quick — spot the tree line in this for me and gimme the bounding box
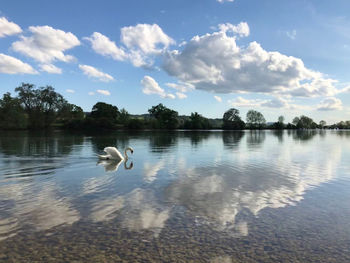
[1,83,349,130]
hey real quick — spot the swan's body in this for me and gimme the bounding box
[98,146,133,161]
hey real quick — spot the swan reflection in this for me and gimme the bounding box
[97,159,133,172]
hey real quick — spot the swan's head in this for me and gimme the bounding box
[126,147,134,154]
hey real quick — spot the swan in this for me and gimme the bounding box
[98,146,134,161]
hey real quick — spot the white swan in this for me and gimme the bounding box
[98,146,134,161]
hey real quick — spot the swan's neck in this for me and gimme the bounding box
[124,148,129,160]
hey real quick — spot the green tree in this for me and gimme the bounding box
[15,83,67,128]
[184,112,211,129]
[272,115,285,129]
[222,108,245,130]
[0,92,28,129]
[87,102,120,129]
[246,110,266,129]
[148,103,179,129]
[118,108,130,125]
[319,120,326,128]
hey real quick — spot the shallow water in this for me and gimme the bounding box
[0,130,350,262]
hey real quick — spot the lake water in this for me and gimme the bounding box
[0,130,349,262]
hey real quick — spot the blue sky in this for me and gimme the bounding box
[1,0,350,123]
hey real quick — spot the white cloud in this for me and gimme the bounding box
[39,64,62,74]
[79,64,114,82]
[121,24,175,54]
[217,0,234,3]
[66,89,75,93]
[84,32,127,61]
[176,92,187,99]
[88,91,95,96]
[97,89,111,96]
[228,96,302,110]
[0,17,22,37]
[0,53,38,74]
[317,97,342,111]
[121,24,175,68]
[214,95,222,102]
[165,82,194,93]
[286,30,297,40]
[218,22,250,37]
[12,25,80,64]
[163,24,339,98]
[141,75,175,99]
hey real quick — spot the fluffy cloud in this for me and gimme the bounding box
[88,91,95,96]
[39,64,62,74]
[141,75,175,99]
[0,17,22,37]
[317,97,342,111]
[163,23,339,98]
[121,24,175,54]
[214,95,222,102]
[84,32,127,61]
[79,64,114,82]
[87,24,175,68]
[0,53,37,74]
[12,25,80,64]
[218,22,250,37]
[66,89,75,93]
[97,89,111,96]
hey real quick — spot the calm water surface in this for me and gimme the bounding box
[0,130,350,262]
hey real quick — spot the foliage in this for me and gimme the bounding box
[246,110,266,129]
[319,120,326,128]
[271,115,285,129]
[293,115,317,129]
[15,83,68,128]
[148,103,179,129]
[222,108,245,130]
[0,92,28,129]
[184,112,211,129]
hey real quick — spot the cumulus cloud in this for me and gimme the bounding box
[79,64,114,82]
[0,17,22,37]
[86,24,175,68]
[12,25,80,64]
[121,24,175,54]
[162,23,339,98]
[88,91,95,96]
[39,64,62,74]
[214,95,222,102]
[141,75,175,99]
[84,32,127,61]
[317,97,342,111]
[66,89,75,93]
[0,53,38,74]
[97,89,111,96]
[218,22,250,37]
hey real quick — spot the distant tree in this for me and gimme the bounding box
[0,92,28,129]
[15,83,67,128]
[292,117,300,126]
[246,110,266,129]
[148,103,178,129]
[118,108,130,125]
[292,115,317,129]
[222,108,245,130]
[319,120,326,128]
[278,115,285,124]
[272,115,285,130]
[88,102,120,129]
[184,112,211,129]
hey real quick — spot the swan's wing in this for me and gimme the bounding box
[104,147,123,160]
